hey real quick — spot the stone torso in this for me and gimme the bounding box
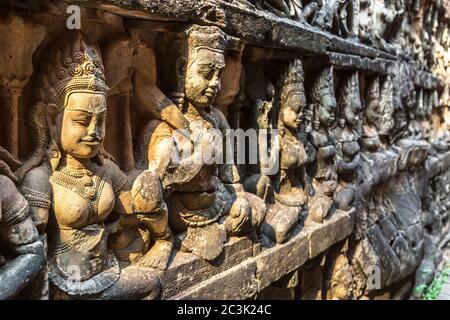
[362,124,381,152]
[311,128,336,180]
[49,167,115,229]
[280,131,308,170]
[333,126,360,162]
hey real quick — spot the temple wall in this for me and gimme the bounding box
[0,0,449,300]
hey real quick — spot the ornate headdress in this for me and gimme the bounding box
[366,77,380,106]
[379,75,395,135]
[184,25,228,55]
[337,71,361,128]
[37,32,108,112]
[278,59,305,103]
[310,66,334,104]
[309,66,336,130]
[16,33,108,179]
[171,25,228,109]
[379,76,394,117]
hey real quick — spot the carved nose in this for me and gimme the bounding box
[87,125,102,141]
[210,80,219,90]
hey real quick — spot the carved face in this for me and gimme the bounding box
[319,91,336,127]
[281,91,306,131]
[58,92,106,159]
[365,97,380,126]
[185,48,225,109]
[344,92,362,127]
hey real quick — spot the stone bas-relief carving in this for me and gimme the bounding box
[19,34,162,300]
[331,71,361,211]
[244,58,318,245]
[0,0,450,300]
[0,146,45,299]
[141,25,266,261]
[307,66,338,224]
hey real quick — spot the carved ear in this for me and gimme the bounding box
[46,103,59,120]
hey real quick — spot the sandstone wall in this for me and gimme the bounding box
[0,0,449,300]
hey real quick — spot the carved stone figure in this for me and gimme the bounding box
[331,71,361,211]
[262,59,316,243]
[0,146,45,299]
[241,64,277,203]
[314,0,360,38]
[360,76,398,188]
[142,25,266,261]
[372,0,406,51]
[19,33,162,300]
[307,66,337,223]
[276,59,315,207]
[359,0,375,43]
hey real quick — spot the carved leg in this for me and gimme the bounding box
[52,266,161,300]
[307,179,336,223]
[131,170,174,270]
[242,173,273,202]
[137,208,174,271]
[263,204,299,243]
[99,266,161,300]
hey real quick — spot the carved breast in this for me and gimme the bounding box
[280,135,307,169]
[50,173,115,229]
[175,165,218,192]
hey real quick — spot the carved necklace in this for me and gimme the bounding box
[65,166,98,193]
[50,165,106,217]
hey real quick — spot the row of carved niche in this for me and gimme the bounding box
[239,61,443,134]
[239,0,449,56]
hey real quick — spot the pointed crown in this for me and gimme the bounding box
[37,32,108,112]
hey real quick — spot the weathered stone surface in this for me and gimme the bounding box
[160,237,255,299]
[307,209,355,259]
[0,0,449,301]
[169,260,258,300]
[255,227,308,290]
[329,53,394,75]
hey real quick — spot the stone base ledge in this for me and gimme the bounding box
[160,209,355,299]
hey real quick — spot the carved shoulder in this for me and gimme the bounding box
[148,120,177,148]
[0,175,23,211]
[20,166,52,210]
[0,175,37,243]
[310,130,325,148]
[103,158,130,195]
[210,107,231,133]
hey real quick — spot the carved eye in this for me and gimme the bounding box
[74,117,91,126]
[199,67,213,79]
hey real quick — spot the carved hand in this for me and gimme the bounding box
[227,197,251,235]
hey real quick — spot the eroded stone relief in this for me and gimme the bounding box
[0,0,449,300]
